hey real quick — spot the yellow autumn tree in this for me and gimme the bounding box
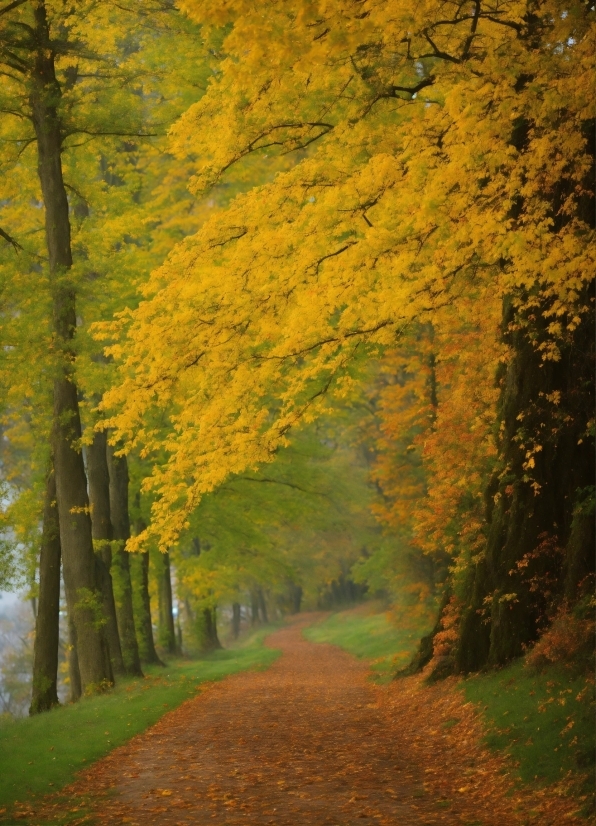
[103,0,594,667]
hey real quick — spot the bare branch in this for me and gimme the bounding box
[0,226,22,251]
[390,75,435,98]
[0,0,27,17]
[421,29,461,63]
[461,0,481,60]
[484,15,523,33]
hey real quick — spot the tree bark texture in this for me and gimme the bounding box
[30,1,110,693]
[87,430,125,677]
[157,551,177,655]
[457,286,595,670]
[30,466,61,715]
[487,295,594,665]
[107,446,143,676]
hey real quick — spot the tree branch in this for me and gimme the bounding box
[0,226,22,251]
[314,241,356,274]
[421,29,461,63]
[234,476,330,498]
[0,0,27,17]
[254,320,392,362]
[207,228,247,249]
[461,0,481,60]
[390,75,436,98]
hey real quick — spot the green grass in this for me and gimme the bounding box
[463,659,595,795]
[0,627,279,815]
[303,606,427,682]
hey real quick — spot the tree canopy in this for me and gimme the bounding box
[0,0,593,708]
[103,0,595,553]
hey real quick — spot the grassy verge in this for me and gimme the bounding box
[463,659,595,801]
[303,604,427,682]
[0,626,279,816]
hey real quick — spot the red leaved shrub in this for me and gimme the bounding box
[525,600,595,673]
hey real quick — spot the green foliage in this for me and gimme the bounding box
[73,588,107,634]
[304,605,430,683]
[0,629,279,811]
[174,409,385,611]
[463,661,595,795]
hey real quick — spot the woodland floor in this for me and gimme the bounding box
[28,615,587,826]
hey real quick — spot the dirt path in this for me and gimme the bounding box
[60,617,452,825]
[35,615,585,826]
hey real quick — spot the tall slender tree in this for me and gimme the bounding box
[157,551,177,656]
[0,0,209,693]
[29,464,61,714]
[87,429,123,677]
[107,446,143,677]
[30,3,111,690]
[132,550,163,666]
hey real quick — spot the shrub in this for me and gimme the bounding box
[525,598,595,674]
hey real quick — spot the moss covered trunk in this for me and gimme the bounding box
[157,551,177,655]
[456,286,595,670]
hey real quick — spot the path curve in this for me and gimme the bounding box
[68,616,457,825]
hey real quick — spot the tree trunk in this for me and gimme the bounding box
[87,430,125,677]
[30,466,61,715]
[456,287,595,670]
[564,494,595,603]
[257,588,268,624]
[67,614,82,703]
[289,583,302,614]
[486,294,594,665]
[454,560,491,673]
[231,602,241,639]
[131,549,163,665]
[30,1,111,693]
[157,551,177,655]
[107,446,143,677]
[202,607,222,651]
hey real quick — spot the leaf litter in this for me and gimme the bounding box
[12,616,587,825]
